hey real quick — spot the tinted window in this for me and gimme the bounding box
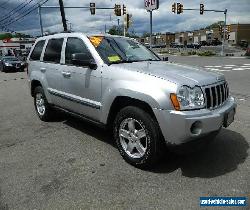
[30,40,45,61]
[43,39,63,63]
[65,38,92,65]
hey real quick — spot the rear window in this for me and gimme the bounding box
[30,40,45,61]
[43,39,64,63]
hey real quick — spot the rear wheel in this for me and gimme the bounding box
[113,106,163,168]
[34,86,53,121]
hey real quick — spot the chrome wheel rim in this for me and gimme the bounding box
[35,93,46,116]
[119,118,148,158]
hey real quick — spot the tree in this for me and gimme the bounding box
[142,32,150,38]
[205,21,225,29]
[108,25,123,36]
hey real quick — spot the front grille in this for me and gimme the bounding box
[16,63,21,68]
[205,82,229,109]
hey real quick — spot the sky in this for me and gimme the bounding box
[0,0,250,36]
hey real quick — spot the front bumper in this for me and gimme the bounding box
[3,66,24,72]
[153,97,237,145]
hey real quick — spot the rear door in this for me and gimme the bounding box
[42,38,65,106]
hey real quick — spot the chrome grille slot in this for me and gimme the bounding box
[205,82,229,109]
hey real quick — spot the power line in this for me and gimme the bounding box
[1,0,50,28]
[0,0,9,7]
[0,0,35,24]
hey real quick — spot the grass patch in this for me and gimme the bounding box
[197,51,216,56]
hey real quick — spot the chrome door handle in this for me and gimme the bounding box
[62,71,71,78]
[40,68,46,73]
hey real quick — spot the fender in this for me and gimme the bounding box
[100,79,177,124]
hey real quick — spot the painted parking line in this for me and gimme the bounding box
[232,68,247,71]
[223,66,233,69]
[225,65,236,66]
[205,68,230,72]
[243,64,250,66]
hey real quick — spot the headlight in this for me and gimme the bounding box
[5,63,13,67]
[171,86,205,110]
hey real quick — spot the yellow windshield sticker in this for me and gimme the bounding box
[108,55,121,62]
[89,36,103,48]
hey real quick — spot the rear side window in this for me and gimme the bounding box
[65,37,92,65]
[43,39,63,63]
[30,40,45,61]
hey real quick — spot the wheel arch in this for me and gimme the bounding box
[106,96,158,129]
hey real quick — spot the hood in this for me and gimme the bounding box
[4,60,22,65]
[114,61,225,87]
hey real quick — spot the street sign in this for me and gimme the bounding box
[144,0,159,11]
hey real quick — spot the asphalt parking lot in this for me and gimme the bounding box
[0,57,249,209]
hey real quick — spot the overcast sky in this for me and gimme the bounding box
[0,0,250,36]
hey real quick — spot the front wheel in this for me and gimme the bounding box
[34,86,53,121]
[113,106,163,168]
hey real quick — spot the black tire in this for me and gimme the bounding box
[113,106,163,169]
[34,86,53,121]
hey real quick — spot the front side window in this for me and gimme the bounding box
[30,40,45,61]
[89,36,160,65]
[43,39,63,63]
[65,37,92,65]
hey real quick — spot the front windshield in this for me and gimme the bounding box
[89,36,160,65]
[3,57,18,61]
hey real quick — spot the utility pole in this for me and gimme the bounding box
[150,11,153,50]
[58,0,67,32]
[221,9,227,56]
[38,4,43,36]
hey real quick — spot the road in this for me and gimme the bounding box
[0,57,249,209]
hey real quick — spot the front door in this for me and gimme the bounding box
[60,37,102,121]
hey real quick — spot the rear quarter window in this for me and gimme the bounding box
[30,40,45,61]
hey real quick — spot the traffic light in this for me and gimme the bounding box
[90,3,95,15]
[122,4,127,15]
[125,14,132,29]
[172,3,176,13]
[227,25,231,32]
[114,4,121,16]
[200,4,204,15]
[219,25,222,33]
[177,3,183,14]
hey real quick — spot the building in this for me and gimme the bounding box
[228,24,250,45]
[174,23,250,46]
[137,32,175,46]
[0,35,35,56]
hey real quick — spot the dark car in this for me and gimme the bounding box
[0,56,26,72]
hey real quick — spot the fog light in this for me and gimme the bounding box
[190,121,202,135]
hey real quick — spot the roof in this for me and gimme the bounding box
[36,32,129,42]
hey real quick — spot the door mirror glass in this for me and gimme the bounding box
[71,53,97,69]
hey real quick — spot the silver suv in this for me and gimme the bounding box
[27,33,236,168]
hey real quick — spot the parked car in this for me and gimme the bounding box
[199,40,212,46]
[0,56,26,72]
[211,39,222,46]
[170,42,183,48]
[27,33,236,168]
[186,43,201,49]
[239,40,249,49]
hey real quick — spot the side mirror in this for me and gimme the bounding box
[71,53,97,69]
